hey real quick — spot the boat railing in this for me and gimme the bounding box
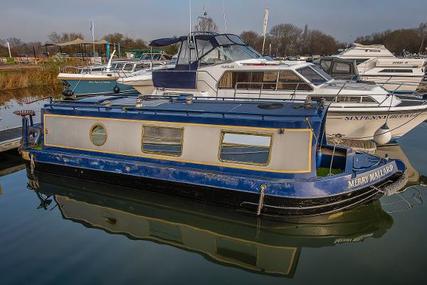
[45,95,326,118]
[374,76,423,89]
[231,80,392,106]
[60,66,88,74]
[234,81,310,99]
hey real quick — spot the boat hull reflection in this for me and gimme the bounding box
[28,169,394,277]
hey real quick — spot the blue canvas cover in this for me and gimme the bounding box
[152,69,197,89]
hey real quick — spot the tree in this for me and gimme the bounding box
[103,33,125,44]
[48,32,84,43]
[355,24,427,55]
[269,24,303,56]
[194,11,218,32]
[418,22,427,54]
[307,30,338,55]
[240,31,263,51]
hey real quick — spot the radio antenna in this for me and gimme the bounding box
[189,0,192,35]
[222,0,228,32]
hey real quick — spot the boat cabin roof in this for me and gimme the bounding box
[150,32,250,48]
[45,95,326,129]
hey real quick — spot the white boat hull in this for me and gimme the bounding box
[360,75,424,93]
[326,105,427,140]
[133,82,155,95]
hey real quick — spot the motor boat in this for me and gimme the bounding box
[116,56,176,94]
[58,51,171,96]
[148,33,427,144]
[333,43,426,93]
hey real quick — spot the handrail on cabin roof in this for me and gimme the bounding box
[44,96,324,120]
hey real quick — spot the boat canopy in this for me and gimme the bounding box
[151,33,262,89]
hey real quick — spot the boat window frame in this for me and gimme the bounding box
[379,68,414,73]
[141,125,184,157]
[217,70,313,91]
[89,123,108,147]
[218,130,273,166]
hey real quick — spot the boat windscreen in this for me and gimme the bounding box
[200,45,261,65]
[297,65,332,85]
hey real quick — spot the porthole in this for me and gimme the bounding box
[90,123,107,146]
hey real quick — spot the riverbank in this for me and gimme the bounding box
[0,62,61,91]
[0,58,86,91]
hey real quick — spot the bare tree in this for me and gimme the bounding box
[48,32,84,43]
[419,22,427,54]
[270,24,303,56]
[194,11,218,33]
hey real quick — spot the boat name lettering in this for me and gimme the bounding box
[347,164,394,189]
[344,113,416,121]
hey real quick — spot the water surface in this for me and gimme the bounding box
[0,89,427,285]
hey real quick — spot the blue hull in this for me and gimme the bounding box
[63,79,135,95]
[26,147,405,215]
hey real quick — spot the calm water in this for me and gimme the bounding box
[1,89,427,285]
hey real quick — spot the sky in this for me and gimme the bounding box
[1,0,426,43]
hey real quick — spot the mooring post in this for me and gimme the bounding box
[22,117,28,149]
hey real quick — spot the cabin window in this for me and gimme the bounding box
[200,47,229,65]
[379,69,413,73]
[297,66,330,85]
[277,70,312,91]
[134,63,147,71]
[320,60,332,72]
[332,62,351,74]
[362,97,377,103]
[89,124,107,146]
[177,40,197,65]
[262,71,278,90]
[142,126,183,156]
[196,39,214,60]
[336,96,363,103]
[123,64,134,71]
[218,70,313,91]
[355,58,369,65]
[219,132,272,165]
[218,71,265,89]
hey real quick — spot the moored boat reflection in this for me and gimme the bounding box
[28,169,394,277]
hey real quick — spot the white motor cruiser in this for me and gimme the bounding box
[334,43,426,93]
[148,33,427,144]
[117,56,176,94]
[58,51,171,96]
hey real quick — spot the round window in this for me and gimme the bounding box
[90,124,107,146]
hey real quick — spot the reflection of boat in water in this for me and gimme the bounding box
[0,149,25,177]
[375,144,427,187]
[29,170,393,277]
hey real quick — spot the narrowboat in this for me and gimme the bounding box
[18,95,406,216]
[27,170,393,277]
[148,32,427,144]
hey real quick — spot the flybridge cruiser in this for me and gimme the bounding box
[333,43,426,93]
[149,33,427,143]
[58,51,170,96]
[18,94,405,216]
